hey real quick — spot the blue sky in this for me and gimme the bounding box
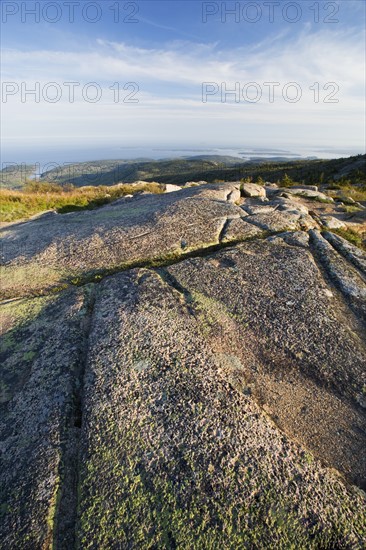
[1,0,365,162]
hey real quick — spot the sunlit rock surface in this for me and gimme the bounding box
[1,182,366,548]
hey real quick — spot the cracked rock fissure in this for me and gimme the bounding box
[218,217,231,243]
[0,232,273,303]
[53,286,97,550]
[309,229,366,325]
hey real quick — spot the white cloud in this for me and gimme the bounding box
[1,26,365,152]
[3,26,364,87]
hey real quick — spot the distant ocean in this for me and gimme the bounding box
[1,145,364,172]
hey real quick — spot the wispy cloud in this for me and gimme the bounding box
[2,26,365,150]
[138,16,201,41]
[3,26,364,88]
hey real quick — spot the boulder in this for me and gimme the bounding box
[220,217,263,242]
[320,216,346,229]
[323,231,366,276]
[291,185,319,192]
[245,210,303,232]
[268,231,310,248]
[185,180,207,187]
[165,184,182,193]
[273,197,309,215]
[242,183,266,198]
[280,188,333,202]
[242,204,277,215]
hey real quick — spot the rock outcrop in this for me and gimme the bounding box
[1,182,366,549]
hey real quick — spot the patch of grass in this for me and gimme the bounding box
[340,205,363,214]
[328,184,366,204]
[0,182,164,223]
[337,196,361,206]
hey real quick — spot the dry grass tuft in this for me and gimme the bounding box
[0,182,164,222]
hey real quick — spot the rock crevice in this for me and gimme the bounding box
[54,285,97,550]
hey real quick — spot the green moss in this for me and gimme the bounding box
[0,381,11,404]
[1,333,18,352]
[0,503,10,519]
[304,452,315,465]
[22,350,37,362]
[46,474,61,533]
[0,264,66,300]
[77,412,365,549]
[191,290,248,336]
[1,296,50,329]
[0,295,52,403]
